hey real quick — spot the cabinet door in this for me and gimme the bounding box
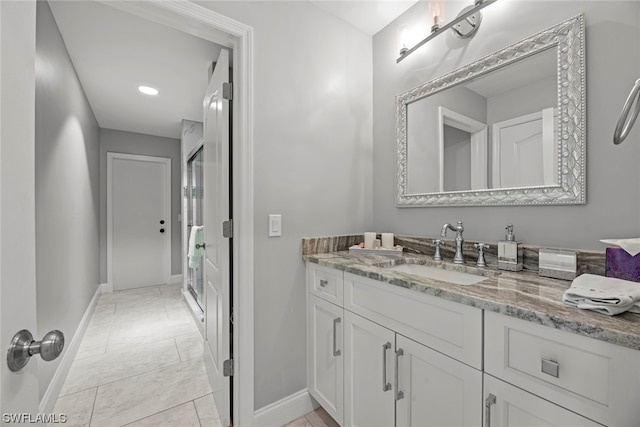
[396,335,482,427]
[308,295,344,425]
[483,375,602,427]
[344,311,395,427]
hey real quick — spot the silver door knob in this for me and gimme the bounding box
[7,329,64,372]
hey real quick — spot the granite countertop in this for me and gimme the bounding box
[304,251,640,351]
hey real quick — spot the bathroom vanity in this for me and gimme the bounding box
[305,249,640,427]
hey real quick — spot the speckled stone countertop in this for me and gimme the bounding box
[304,250,640,351]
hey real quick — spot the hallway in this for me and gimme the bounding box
[50,284,221,426]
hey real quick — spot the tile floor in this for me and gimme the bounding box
[50,283,221,427]
[283,408,340,427]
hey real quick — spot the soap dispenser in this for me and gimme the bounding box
[498,224,523,271]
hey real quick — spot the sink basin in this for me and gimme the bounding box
[387,263,488,286]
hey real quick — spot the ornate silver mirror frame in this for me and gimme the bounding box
[396,15,585,207]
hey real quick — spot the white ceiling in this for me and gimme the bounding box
[48,1,222,139]
[47,1,417,140]
[310,0,419,35]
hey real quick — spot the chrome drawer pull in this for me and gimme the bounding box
[541,358,559,378]
[395,348,404,401]
[382,342,392,392]
[332,318,341,357]
[485,394,496,427]
[319,279,328,288]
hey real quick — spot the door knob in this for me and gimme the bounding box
[160,220,165,224]
[7,329,64,372]
[160,228,165,233]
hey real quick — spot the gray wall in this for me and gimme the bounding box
[99,129,182,283]
[35,1,100,400]
[373,1,640,249]
[199,1,374,410]
[486,76,556,125]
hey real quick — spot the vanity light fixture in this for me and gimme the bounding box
[430,0,444,33]
[138,85,159,96]
[397,0,498,63]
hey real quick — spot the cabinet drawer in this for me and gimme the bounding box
[484,374,602,427]
[308,263,343,306]
[344,272,482,369]
[485,311,640,426]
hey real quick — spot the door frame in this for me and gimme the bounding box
[99,2,255,425]
[106,152,172,292]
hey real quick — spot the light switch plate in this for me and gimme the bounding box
[268,214,281,237]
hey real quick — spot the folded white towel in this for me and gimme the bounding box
[600,238,640,256]
[188,226,205,269]
[563,274,640,316]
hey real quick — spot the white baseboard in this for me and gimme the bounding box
[170,274,183,284]
[101,282,112,293]
[39,283,103,414]
[253,389,318,427]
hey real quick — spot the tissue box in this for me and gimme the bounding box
[605,247,640,282]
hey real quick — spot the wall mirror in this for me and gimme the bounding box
[396,15,585,207]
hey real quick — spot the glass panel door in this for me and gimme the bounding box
[187,147,204,309]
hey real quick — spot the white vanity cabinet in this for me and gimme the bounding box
[307,262,640,427]
[484,311,640,426]
[307,264,483,427]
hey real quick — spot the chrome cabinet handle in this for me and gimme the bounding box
[319,279,328,288]
[541,358,559,378]
[485,394,496,427]
[395,348,404,401]
[332,318,341,357]
[382,342,392,392]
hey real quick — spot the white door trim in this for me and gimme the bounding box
[98,2,255,425]
[106,152,172,291]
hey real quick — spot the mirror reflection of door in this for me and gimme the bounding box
[491,108,557,188]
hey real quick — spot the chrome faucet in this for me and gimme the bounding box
[440,221,465,264]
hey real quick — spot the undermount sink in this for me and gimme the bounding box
[387,263,488,286]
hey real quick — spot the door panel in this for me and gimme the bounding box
[396,334,482,427]
[344,311,395,427]
[308,295,343,424]
[112,157,171,290]
[111,156,169,290]
[203,48,231,427]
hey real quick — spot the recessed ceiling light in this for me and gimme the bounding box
[138,85,159,96]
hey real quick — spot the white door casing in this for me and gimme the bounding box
[203,48,231,427]
[107,153,171,291]
[97,4,255,425]
[438,107,488,191]
[1,1,255,423]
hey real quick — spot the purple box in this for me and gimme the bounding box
[606,247,640,282]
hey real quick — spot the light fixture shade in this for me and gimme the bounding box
[397,25,410,56]
[429,0,445,32]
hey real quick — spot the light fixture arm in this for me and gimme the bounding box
[397,0,498,63]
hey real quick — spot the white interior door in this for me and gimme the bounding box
[108,153,171,291]
[203,48,232,427]
[1,0,40,416]
[492,109,557,188]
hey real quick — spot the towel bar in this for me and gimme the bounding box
[614,78,640,145]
